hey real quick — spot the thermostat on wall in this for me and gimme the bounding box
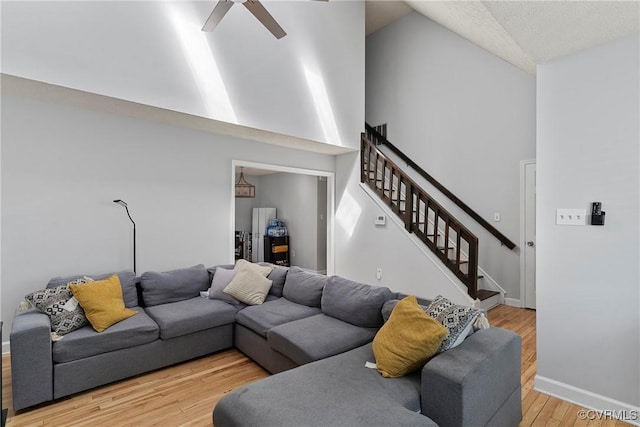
[374,214,386,226]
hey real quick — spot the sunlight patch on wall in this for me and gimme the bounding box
[303,64,342,146]
[336,189,362,238]
[166,3,237,124]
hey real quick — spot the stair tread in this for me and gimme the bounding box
[477,289,500,301]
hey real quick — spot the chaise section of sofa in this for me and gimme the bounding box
[214,326,522,427]
[213,342,437,427]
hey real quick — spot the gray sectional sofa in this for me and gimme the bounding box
[10,263,522,427]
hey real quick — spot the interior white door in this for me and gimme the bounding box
[524,163,536,309]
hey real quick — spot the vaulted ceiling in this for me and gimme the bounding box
[366,0,640,74]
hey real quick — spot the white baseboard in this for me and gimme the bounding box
[535,375,640,426]
[2,340,9,355]
[504,298,521,307]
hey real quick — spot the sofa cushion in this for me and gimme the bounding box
[48,271,138,308]
[223,269,272,305]
[268,314,377,365]
[235,298,322,337]
[140,265,210,307]
[144,297,238,339]
[213,343,435,427]
[208,267,239,305]
[260,264,288,297]
[52,307,159,363]
[373,296,446,378]
[282,267,327,307]
[70,275,138,333]
[321,276,392,328]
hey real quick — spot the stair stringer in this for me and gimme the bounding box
[360,182,477,307]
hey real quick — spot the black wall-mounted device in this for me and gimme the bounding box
[591,202,605,226]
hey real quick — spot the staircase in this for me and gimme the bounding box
[360,128,502,307]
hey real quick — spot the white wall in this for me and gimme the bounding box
[364,12,536,301]
[0,0,364,149]
[0,92,335,338]
[536,34,639,410]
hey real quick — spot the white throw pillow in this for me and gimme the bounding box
[235,259,273,277]
[223,269,273,305]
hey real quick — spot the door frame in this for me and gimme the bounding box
[519,159,536,308]
[230,159,335,275]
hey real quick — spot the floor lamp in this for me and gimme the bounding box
[113,199,136,275]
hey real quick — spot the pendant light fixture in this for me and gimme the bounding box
[235,167,255,198]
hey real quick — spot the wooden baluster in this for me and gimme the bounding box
[467,234,478,299]
[404,183,414,233]
[456,228,462,270]
[444,216,450,262]
[374,151,379,190]
[433,206,439,250]
[382,159,388,199]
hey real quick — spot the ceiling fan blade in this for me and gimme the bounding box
[243,1,287,39]
[202,1,234,32]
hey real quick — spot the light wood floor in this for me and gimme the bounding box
[1,305,631,426]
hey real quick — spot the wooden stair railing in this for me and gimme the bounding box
[364,123,516,250]
[361,133,478,299]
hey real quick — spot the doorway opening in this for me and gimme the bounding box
[230,160,335,275]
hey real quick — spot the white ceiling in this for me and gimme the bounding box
[366,0,640,74]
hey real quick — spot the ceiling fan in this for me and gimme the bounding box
[202,0,326,40]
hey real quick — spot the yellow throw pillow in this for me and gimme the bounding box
[70,274,137,332]
[372,295,447,378]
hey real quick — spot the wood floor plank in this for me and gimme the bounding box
[1,305,633,426]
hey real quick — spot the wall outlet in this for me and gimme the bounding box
[493,212,501,222]
[374,215,386,226]
[556,208,587,226]
[376,268,383,280]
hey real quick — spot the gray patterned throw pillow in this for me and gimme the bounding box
[25,277,94,336]
[424,295,484,352]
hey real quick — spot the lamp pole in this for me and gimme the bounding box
[113,200,136,275]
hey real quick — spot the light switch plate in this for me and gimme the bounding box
[556,209,587,226]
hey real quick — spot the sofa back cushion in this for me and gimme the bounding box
[282,267,327,307]
[321,276,392,328]
[140,265,210,307]
[48,271,138,308]
[260,264,289,297]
